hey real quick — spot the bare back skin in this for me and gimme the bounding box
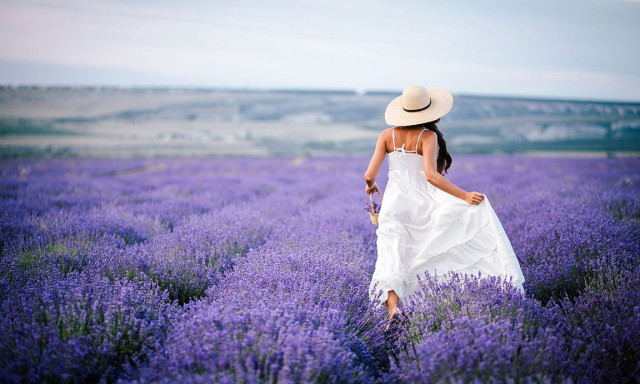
[384,126,428,155]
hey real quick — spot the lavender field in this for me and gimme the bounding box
[1,155,639,383]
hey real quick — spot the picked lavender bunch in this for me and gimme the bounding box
[364,199,381,214]
[365,194,382,225]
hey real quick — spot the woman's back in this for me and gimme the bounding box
[385,127,433,156]
[385,127,438,174]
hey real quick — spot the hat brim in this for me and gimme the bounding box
[385,88,453,126]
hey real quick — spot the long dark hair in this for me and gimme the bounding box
[420,118,452,175]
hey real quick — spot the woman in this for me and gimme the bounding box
[364,84,525,323]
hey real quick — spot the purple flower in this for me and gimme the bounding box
[364,200,381,214]
[1,155,638,383]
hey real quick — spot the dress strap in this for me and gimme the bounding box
[392,127,396,149]
[416,128,427,153]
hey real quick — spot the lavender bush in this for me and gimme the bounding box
[0,270,174,383]
[1,156,638,383]
[397,314,570,383]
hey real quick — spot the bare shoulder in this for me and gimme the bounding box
[377,128,393,152]
[380,127,393,137]
[424,130,437,139]
[422,130,437,146]
[378,127,392,142]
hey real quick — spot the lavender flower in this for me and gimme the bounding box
[0,156,638,383]
[364,200,381,214]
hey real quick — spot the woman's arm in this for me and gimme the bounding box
[364,129,388,194]
[421,131,484,205]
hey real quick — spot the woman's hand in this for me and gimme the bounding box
[365,182,379,195]
[464,191,484,205]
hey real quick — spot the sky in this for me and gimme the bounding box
[0,0,639,101]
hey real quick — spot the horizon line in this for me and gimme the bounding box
[2,83,640,105]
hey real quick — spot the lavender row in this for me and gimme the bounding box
[1,158,336,382]
[132,189,387,382]
[1,156,639,382]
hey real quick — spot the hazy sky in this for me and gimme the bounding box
[1,0,639,100]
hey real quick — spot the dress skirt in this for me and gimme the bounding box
[369,152,525,307]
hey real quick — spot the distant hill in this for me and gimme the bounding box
[1,86,638,157]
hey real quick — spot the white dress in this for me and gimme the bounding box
[369,128,525,307]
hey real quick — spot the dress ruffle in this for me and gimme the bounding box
[369,152,525,308]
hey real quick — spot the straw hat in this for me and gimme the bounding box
[385,84,453,126]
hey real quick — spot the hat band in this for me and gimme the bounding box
[403,99,431,113]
